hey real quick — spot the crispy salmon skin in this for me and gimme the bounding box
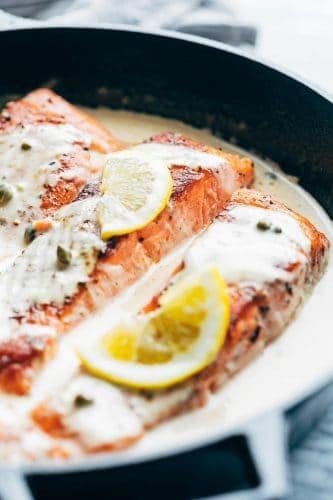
[0,133,254,394]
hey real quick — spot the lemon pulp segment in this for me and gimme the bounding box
[79,267,230,390]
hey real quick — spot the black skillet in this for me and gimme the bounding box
[0,26,332,500]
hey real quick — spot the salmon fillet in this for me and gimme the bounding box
[1,88,119,152]
[0,134,254,395]
[31,189,329,456]
[174,189,329,404]
[0,88,123,216]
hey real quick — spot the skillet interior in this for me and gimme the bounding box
[0,27,332,496]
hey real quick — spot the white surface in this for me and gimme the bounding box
[231,0,333,94]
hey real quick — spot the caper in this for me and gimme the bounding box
[73,394,94,408]
[24,225,36,244]
[57,245,72,268]
[21,143,31,151]
[256,220,271,231]
[0,183,13,206]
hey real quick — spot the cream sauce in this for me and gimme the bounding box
[55,375,143,450]
[185,206,310,284]
[0,108,331,464]
[0,123,91,271]
[0,191,104,341]
[0,224,103,340]
[115,142,227,168]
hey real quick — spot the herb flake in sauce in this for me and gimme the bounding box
[57,245,72,269]
[73,394,94,409]
[24,225,37,244]
[256,220,271,231]
[0,183,13,207]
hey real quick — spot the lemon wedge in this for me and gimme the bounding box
[78,267,230,390]
[98,153,173,240]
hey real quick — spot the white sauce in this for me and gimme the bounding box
[0,123,91,270]
[56,375,143,449]
[0,108,331,464]
[3,226,101,306]
[105,140,236,194]
[0,199,104,341]
[185,206,310,284]
[57,195,99,228]
[120,141,226,169]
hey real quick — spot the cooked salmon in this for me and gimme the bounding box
[0,133,254,395]
[0,88,123,218]
[32,189,329,455]
[17,88,120,154]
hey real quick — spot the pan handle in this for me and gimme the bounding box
[0,412,289,500]
[222,411,290,500]
[0,470,33,500]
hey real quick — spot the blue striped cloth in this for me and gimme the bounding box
[0,0,257,46]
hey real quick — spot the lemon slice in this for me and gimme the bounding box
[78,267,230,390]
[98,153,173,240]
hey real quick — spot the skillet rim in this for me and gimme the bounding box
[0,23,332,103]
[0,24,331,475]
